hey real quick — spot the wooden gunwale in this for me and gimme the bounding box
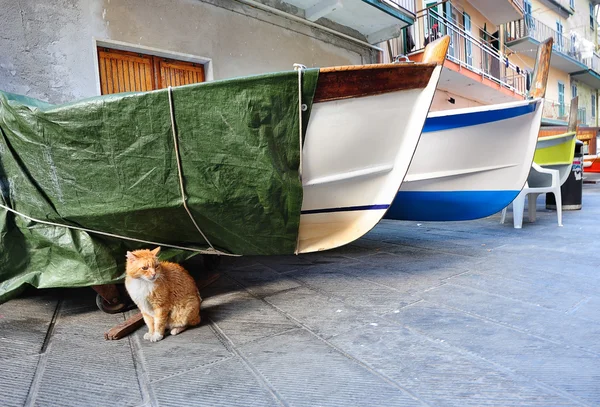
[313,63,437,103]
[313,36,449,103]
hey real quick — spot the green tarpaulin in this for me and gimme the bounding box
[0,69,319,302]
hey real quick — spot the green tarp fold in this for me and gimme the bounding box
[0,69,319,302]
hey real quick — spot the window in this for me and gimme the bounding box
[590,3,595,30]
[571,83,577,99]
[464,12,473,66]
[558,82,565,118]
[593,94,597,118]
[556,21,564,50]
[524,0,534,28]
[97,47,205,95]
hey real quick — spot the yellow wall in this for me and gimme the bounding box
[572,80,596,125]
[507,53,571,101]
[529,0,565,29]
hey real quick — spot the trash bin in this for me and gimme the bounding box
[546,139,583,210]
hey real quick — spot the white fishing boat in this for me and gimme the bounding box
[384,37,552,222]
[297,36,449,252]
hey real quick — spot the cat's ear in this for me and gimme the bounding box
[126,251,137,262]
[151,247,161,256]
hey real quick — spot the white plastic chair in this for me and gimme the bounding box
[500,162,570,228]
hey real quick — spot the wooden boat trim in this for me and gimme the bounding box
[314,63,437,103]
[528,37,553,99]
[568,96,578,133]
[314,36,450,103]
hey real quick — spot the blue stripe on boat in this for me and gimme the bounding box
[423,101,538,133]
[302,204,389,215]
[385,190,519,221]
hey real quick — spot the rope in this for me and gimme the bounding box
[293,64,306,179]
[167,86,223,255]
[292,63,306,255]
[0,202,228,254]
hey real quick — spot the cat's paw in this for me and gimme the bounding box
[171,327,186,336]
[149,332,164,342]
[143,332,153,341]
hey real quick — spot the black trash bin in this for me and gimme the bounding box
[546,139,583,210]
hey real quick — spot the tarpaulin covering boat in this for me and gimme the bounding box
[0,37,450,301]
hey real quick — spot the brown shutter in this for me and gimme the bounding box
[156,59,205,88]
[98,48,154,94]
[97,48,205,95]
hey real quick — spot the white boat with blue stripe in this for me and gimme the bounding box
[385,98,543,221]
[384,37,552,222]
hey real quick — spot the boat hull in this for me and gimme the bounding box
[297,65,443,252]
[385,98,544,222]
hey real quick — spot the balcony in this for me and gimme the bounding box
[571,53,600,89]
[468,0,523,26]
[542,99,587,125]
[269,0,416,43]
[387,7,527,104]
[538,0,573,17]
[504,16,599,79]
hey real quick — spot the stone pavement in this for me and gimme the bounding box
[2,186,600,407]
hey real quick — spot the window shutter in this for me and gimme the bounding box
[98,49,154,94]
[98,48,205,94]
[156,59,205,89]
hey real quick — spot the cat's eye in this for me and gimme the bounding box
[142,266,148,270]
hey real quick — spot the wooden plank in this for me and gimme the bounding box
[104,313,144,340]
[110,59,119,92]
[144,63,153,90]
[122,59,130,91]
[169,68,176,87]
[314,63,437,103]
[128,61,136,92]
[134,61,141,91]
[175,69,181,87]
[153,57,162,89]
[98,56,108,95]
[118,60,127,93]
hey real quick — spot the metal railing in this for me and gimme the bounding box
[505,16,598,71]
[543,99,587,124]
[387,0,415,13]
[391,7,528,96]
[512,0,525,12]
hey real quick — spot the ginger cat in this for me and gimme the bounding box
[125,247,201,342]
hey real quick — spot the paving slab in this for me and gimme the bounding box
[2,185,600,406]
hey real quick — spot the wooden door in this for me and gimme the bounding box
[97,47,205,95]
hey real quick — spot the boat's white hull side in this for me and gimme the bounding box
[296,65,442,253]
[385,98,544,221]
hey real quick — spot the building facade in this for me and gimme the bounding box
[383,0,600,152]
[0,0,415,103]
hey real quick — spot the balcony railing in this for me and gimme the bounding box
[505,16,597,71]
[387,0,415,14]
[512,0,525,12]
[392,7,527,95]
[543,99,587,125]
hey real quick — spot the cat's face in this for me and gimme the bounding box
[126,247,162,282]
